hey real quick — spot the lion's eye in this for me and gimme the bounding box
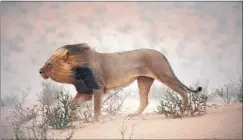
[47,63,52,67]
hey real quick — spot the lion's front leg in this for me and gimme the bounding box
[70,93,92,110]
[70,93,92,121]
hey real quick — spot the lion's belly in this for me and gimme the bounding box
[105,76,137,92]
[104,69,156,92]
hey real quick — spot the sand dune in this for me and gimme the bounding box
[48,103,242,139]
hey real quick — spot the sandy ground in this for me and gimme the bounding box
[46,103,242,139]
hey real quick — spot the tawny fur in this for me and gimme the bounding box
[39,43,202,121]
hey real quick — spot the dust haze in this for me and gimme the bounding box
[1,2,242,101]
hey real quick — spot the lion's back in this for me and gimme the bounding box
[110,48,164,60]
[100,48,166,73]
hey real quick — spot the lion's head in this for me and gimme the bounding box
[39,43,100,93]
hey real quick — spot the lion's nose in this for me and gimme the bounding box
[39,69,43,74]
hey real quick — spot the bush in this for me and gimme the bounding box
[38,81,61,105]
[211,79,242,104]
[119,117,140,140]
[2,93,19,107]
[157,87,208,118]
[4,82,75,139]
[73,89,127,123]
[39,89,73,129]
[102,90,127,116]
[237,79,242,103]
[75,101,93,123]
[5,92,48,139]
[213,85,232,104]
[237,93,242,103]
[2,89,29,107]
[157,89,185,118]
[187,88,208,116]
[4,82,127,139]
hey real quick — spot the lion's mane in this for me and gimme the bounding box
[50,43,100,94]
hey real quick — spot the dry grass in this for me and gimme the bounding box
[119,117,140,140]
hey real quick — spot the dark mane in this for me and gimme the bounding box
[71,66,100,94]
[63,43,91,55]
[59,43,99,94]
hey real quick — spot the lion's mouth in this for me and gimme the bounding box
[40,73,50,79]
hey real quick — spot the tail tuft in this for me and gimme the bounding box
[196,87,202,93]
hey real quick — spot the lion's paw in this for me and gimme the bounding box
[126,113,138,120]
[127,113,135,117]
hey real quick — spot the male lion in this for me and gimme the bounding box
[39,43,202,121]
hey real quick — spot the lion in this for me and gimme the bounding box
[39,43,202,121]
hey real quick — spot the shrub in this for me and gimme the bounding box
[157,87,208,118]
[5,82,127,139]
[38,81,61,105]
[2,93,19,107]
[213,85,232,104]
[187,89,208,116]
[237,78,242,103]
[156,89,185,118]
[237,78,243,103]
[74,101,93,123]
[5,92,48,139]
[212,79,243,104]
[2,89,29,107]
[102,90,127,116]
[5,82,75,139]
[40,89,73,129]
[119,118,140,140]
[74,89,127,123]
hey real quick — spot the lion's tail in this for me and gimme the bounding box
[163,55,202,93]
[174,75,202,93]
[181,83,202,93]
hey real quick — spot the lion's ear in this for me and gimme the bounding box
[58,49,68,61]
[62,51,69,61]
[53,48,69,61]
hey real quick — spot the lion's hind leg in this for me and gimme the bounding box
[129,76,154,117]
[157,75,189,108]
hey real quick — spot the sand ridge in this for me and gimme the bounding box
[47,103,242,139]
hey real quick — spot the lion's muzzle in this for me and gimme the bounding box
[39,68,50,79]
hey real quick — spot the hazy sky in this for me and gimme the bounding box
[1,2,242,99]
